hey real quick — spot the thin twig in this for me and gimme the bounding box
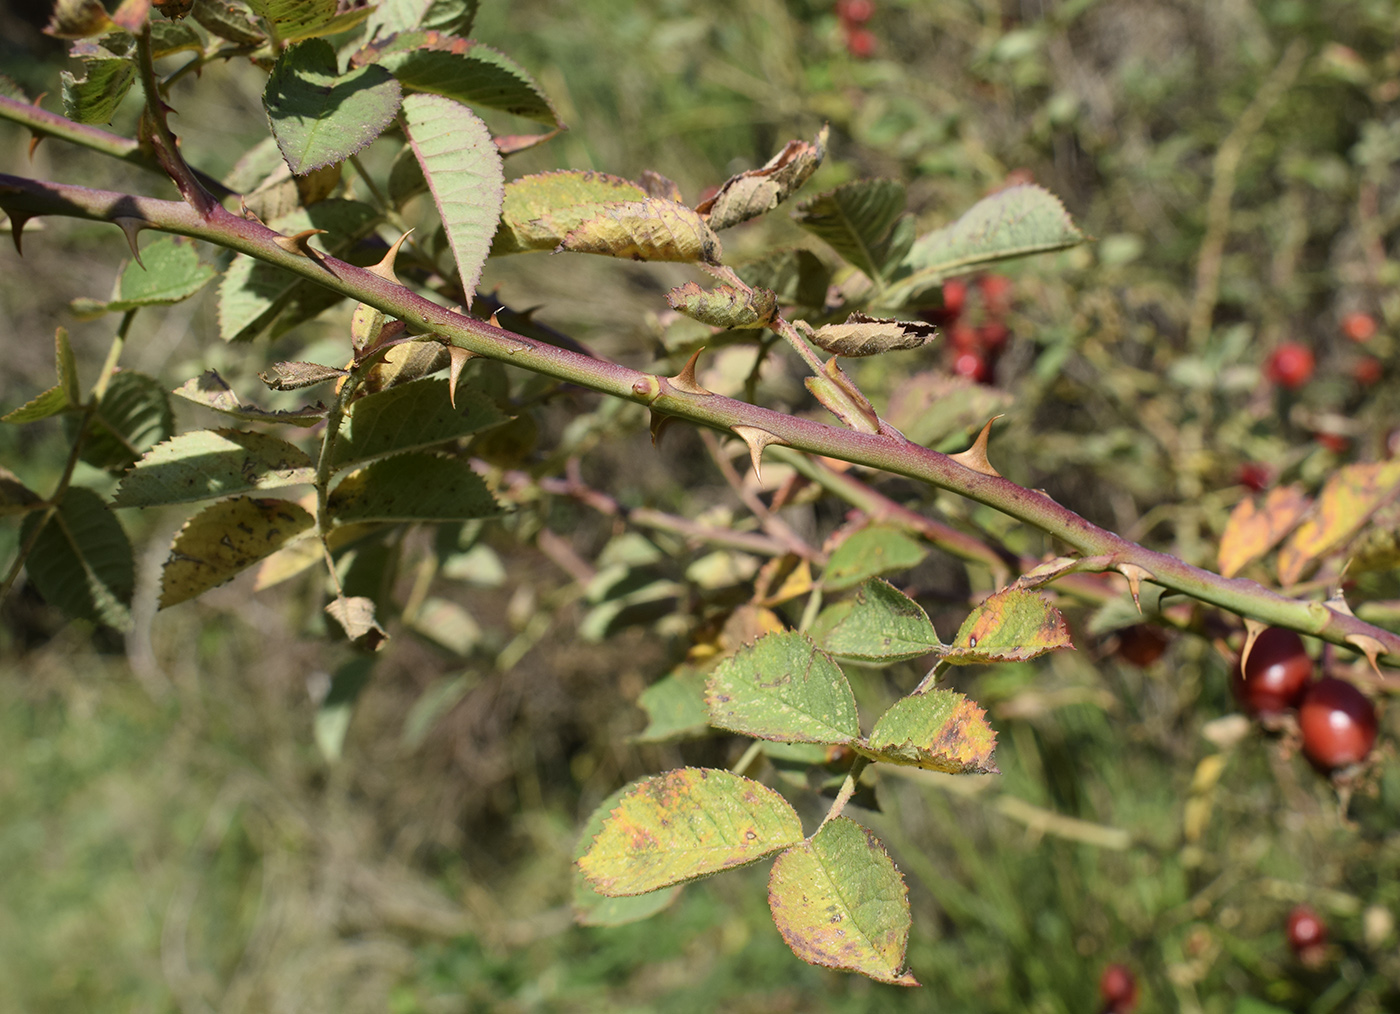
[699,428,820,562]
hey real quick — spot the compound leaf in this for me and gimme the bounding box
[706,630,860,745]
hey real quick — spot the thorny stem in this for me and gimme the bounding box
[135,25,217,217]
[3,173,1399,663]
[818,755,871,832]
[699,428,820,562]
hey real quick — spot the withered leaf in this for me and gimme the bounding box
[665,282,776,330]
[559,199,723,264]
[807,313,938,358]
[697,126,828,231]
[259,361,349,391]
[1217,484,1309,579]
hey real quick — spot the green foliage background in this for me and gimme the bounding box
[2,0,1400,1011]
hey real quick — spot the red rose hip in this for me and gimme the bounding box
[1298,678,1377,770]
[1098,963,1138,1014]
[1265,343,1315,390]
[1232,627,1313,716]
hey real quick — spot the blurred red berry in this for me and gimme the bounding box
[978,273,1013,313]
[1315,432,1350,453]
[1231,627,1312,717]
[950,322,978,351]
[845,26,877,57]
[1117,625,1170,667]
[1353,356,1383,386]
[1341,311,1377,342]
[953,351,990,383]
[978,321,1010,350]
[1236,462,1271,492]
[1265,343,1315,389]
[1287,905,1328,967]
[1099,963,1138,1014]
[1299,678,1378,770]
[942,278,968,317]
[836,0,875,24]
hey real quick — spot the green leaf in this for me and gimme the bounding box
[884,372,1014,450]
[314,657,374,762]
[558,198,723,264]
[218,199,380,342]
[330,376,508,470]
[888,184,1086,304]
[405,596,480,654]
[573,786,683,927]
[73,371,174,474]
[940,587,1073,665]
[327,453,499,523]
[706,630,860,745]
[159,496,314,608]
[400,93,504,305]
[767,818,917,987]
[633,664,712,742]
[78,236,216,315]
[246,0,373,43]
[3,386,73,424]
[61,56,136,124]
[492,170,649,255]
[696,126,826,231]
[793,179,908,282]
[734,248,831,308]
[20,487,133,629]
[192,0,266,45]
[864,689,998,774]
[263,39,403,176]
[665,282,776,330]
[365,0,478,40]
[113,429,315,508]
[822,524,927,591]
[56,327,81,406]
[171,371,327,427]
[578,767,804,896]
[352,32,560,126]
[809,579,941,665]
[0,467,42,517]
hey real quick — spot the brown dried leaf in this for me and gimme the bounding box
[1277,462,1400,586]
[1217,485,1310,578]
[697,126,828,231]
[807,312,938,358]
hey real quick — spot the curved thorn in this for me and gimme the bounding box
[949,416,1004,477]
[732,425,785,483]
[1117,563,1154,613]
[669,348,712,395]
[1239,617,1267,673]
[27,133,43,159]
[1345,633,1387,679]
[649,410,676,447]
[273,228,328,256]
[8,212,30,256]
[368,228,413,284]
[113,216,148,268]
[446,345,474,409]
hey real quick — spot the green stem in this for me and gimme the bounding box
[771,314,828,377]
[818,755,871,832]
[3,173,1397,662]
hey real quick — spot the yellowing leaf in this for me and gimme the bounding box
[1216,484,1309,578]
[559,199,723,264]
[492,170,650,255]
[864,689,998,774]
[940,587,1073,665]
[1277,462,1400,586]
[697,126,827,231]
[666,282,777,330]
[160,497,314,608]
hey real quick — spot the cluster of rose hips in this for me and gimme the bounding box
[920,274,1013,384]
[835,0,876,59]
[1232,627,1379,771]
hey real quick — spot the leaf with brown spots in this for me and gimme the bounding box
[558,199,723,264]
[863,689,998,774]
[697,127,827,231]
[1277,462,1400,586]
[160,497,313,608]
[578,768,804,896]
[939,587,1072,665]
[706,630,860,745]
[1216,484,1309,578]
[768,818,918,986]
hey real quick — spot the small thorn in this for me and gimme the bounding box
[28,132,43,159]
[668,348,712,395]
[731,425,785,483]
[112,217,148,268]
[1344,634,1387,678]
[949,416,1004,477]
[649,410,676,447]
[1116,563,1154,613]
[368,229,413,284]
[1239,618,1268,673]
[9,213,30,256]
[273,228,328,256]
[488,312,501,328]
[446,345,474,409]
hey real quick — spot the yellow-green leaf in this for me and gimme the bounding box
[864,689,998,774]
[706,630,860,745]
[559,199,722,264]
[1277,462,1400,586]
[160,497,314,608]
[1216,484,1309,578]
[940,587,1073,665]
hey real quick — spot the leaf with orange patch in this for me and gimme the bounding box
[1277,462,1400,586]
[863,689,997,774]
[939,587,1072,665]
[768,818,918,987]
[1217,484,1309,578]
[578,768,804,896]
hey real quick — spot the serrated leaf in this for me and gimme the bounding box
[1277,462,1400,586]
[245,0,362,43]
[400,93,503,305]
[665,282,776,330]
[330,376,508,470]
[492,170,649,255]
[697,127,826,231]
[793,179,907,282]
[734,248,831,308]
[259,361,348,390]
[365,0,477,40]
[808,313,938,358]
[61,57,136,124]
[263,39,402,176]
[0,467,41,517]
[114,429,315,507]
[573,786,683,927]
[3,386,73,424]
[706,630,860,745]
[634,664,712,742]
[888,184,1086,304]
[20,487,133,629]
[192,0,265,45]
[73,371,174,474]
[558,199,722,265]
[327,453,498,523]
[314,657,373,762]
[160,496,314,608]
[1217,485,1309,579]
[864,689,997,774]
[352,32,559,126]
[172,371,327,427]
[939,587,1072,665]
[822,524,927,591]
[809,579,941,665]
[578,768,804,896]
[81,236,215,313]
[768,818,917,987]
[219,199,381,342]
